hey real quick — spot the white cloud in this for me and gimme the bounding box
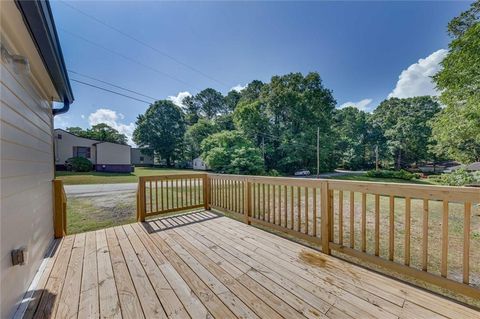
[54,114,70,129]
[230,84,246,92]
[168,91,192,109]
[88,108,136,146]
[339,98,374,112]
[388,49,447,99]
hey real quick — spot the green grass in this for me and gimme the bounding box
[325,174,436,184]
[56,167,203,185]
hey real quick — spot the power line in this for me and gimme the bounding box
[70,78,153,104]
[59,0,228,88]
[68,70,160,100]
[60,28,200,90]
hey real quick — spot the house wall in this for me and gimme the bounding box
[95,142,132,172]
[0,3,61,317]
[54,129,97,167]
[193,157,208,170]
[131,148,154,166]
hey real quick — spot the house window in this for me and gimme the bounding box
[140,156,144,161]
[73,146,91,158]
[57,134,62,139]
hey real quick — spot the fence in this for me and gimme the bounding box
[137,173,480,299]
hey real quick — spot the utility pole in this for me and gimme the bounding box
[316,127,320,178]
[262,136,265,161]
[375,145,379,171]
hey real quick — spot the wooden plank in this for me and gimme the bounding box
[200,219,400,319]
[297,186,301,232]
[349,191,354,249]
[374,194,380,256]
[441,200,449,278]
[320,182,330,254]
[155,180,159,213]
[361,193,366,252]
[130,223,210,319]
[140,223,236,318]
[56,233,86,319]
[105,227,144,319]
[389,195,394,261]
[273,184,276,224]
[405,197,411,266]
[173,224,305,319]
[463,202,471,284]
[78,231,99,318]
[305,187,309,234]
[290,186,294,230]
[283,185,287,228]
[218,216,480,317]
[95,229,121,318]
[122,225,189,318]
[422,199,429,271]
[338,190,343,245]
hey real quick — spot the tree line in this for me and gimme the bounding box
[132,1,479,175]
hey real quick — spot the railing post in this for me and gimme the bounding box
[137,177,146,222]
[203,174,211,210]
[53,180,66,238]
[320,181,331,254]
[244,178,251,225]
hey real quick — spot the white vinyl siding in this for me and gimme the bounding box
[0,57,55,319]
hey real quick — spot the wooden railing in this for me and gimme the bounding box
[137,173,480,299]
[53,179,67,238]
[136,174,208,222]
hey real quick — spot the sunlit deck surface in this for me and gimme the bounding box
[27,211,479,319]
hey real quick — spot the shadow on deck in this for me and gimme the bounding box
[25,211,479,319]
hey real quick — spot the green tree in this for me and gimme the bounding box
[201,131,264,174]
[184,119,218,159]
[133,100,186,166]
[333,107,376,170]
[225,90,241,111]
[66,124,128,145]
[371,96,441,169]
[194,88,227,119]
[431,1,480,162]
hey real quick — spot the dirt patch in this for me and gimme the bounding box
[299,250,327,267]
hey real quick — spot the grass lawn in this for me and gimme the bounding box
[324,174,437,184]
[56,167,203,185]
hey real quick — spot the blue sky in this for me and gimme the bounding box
[52,1,471,145]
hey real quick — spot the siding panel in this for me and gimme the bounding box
[0,56,55,318]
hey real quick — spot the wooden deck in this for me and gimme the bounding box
[27,211,479,319]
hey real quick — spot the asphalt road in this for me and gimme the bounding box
[64,183,137,197]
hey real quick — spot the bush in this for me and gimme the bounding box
[435,168,480,186]
[66,157,93,172]
[366,169,419,180]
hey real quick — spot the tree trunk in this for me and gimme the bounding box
[166,157,171,167]
[396,150,402,170]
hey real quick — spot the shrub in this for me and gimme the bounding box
[435,168,480,186]
[366,169,418,180]
[66,157,93,172]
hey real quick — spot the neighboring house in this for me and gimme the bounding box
[54,128,132,173]
[131,148,154,166]
[445,162,480,173]
[193,156,208,170]
[0,1,74,318]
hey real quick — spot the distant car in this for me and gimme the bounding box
[294,169,311,176]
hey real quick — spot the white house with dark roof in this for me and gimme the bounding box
[54,129,132,172]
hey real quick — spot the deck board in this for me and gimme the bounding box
[28,211,480,319]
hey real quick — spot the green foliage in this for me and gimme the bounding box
[365,169,419,180]
[66,157,93,172]
[371,96,441,168]
[333,107,378,170]
[433,168,480,186]
[133,100,186,166]
[66,123,128,145]
[201,131,264,174]
[184,119,219,159]
[431,3,480,162]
